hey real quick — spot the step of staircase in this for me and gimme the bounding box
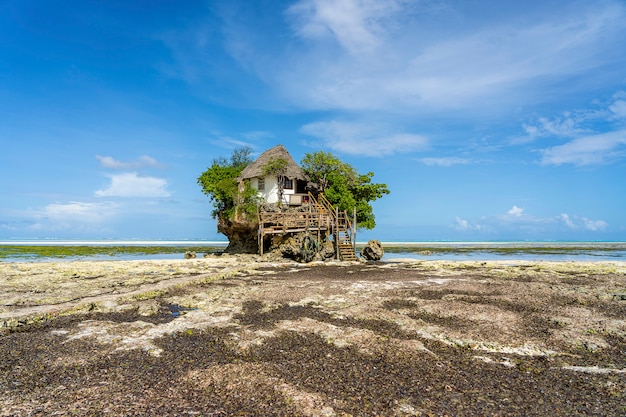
[338,243,357,261]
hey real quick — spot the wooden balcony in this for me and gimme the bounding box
[258,192,357,261]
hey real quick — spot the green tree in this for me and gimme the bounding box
[301,151,389,229]
[197,146,256,218]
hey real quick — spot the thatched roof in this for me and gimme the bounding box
[239,145,309,181]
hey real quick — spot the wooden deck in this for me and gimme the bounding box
[258,193,357,260]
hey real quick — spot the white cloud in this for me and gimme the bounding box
[559,213,577,229]
[96,155,162,170]
[559,213,607,231]
[518,90,626,145]
[454,216,481,231]
[36,202,119,223]
[286,0,406,55]
[206,131,271,150]
[300,120,427,156]
[522,114,588,142]
[497,207,547,226]
[27,201,119,234]
[540,129,626,165]
[517,90,626,164]
[95,173,171,198]
[583,218,607,231]
[453,209,609,236]
[609,99,626,119]
[159,0,626,125]
[273,1,626,112]
[419,157,470,166]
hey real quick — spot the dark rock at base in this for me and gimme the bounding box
[217,210,259,254]
[361,239,384,261]
[317,240,336,261]
[276,233,334,263]
[184,251,197,259]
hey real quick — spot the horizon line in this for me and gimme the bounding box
[1,239,625,246]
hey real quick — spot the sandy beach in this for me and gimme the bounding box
[1,256,625,416]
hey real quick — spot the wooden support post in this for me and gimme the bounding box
[353,206,357,256]
[258,206,263,256]
[335,207,339,260]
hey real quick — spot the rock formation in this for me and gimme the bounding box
[217,205,338,261]
[217,210,259,254]
[361,239,384,261]
[266,231,336,263]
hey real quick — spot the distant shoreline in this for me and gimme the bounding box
[1,240,626,263]
[0,240,229,246]
[1,240,625,246]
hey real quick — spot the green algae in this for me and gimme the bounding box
[381,243,626,255]
[0,245,224,261]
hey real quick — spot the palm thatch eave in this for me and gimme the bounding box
[238,144,309,181]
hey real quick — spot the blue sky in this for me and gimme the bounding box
[1,0,625,242]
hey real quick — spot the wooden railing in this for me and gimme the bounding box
[309,192,357,261]
[257,192,357,260]
[258,211,331,233]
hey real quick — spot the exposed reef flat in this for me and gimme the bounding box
[1,258,625,416]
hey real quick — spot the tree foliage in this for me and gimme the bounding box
[301,151,389,229]
[197,146,256,218]
[198,147,389,230]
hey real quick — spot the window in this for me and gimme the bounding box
[283,178,293,190]
[258,177,265,191]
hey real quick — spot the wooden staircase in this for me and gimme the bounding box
[257,192,357,261]
[337,238,357,261]
[313,193,357,261]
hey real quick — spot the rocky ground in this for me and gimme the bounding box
[1,256,625,416]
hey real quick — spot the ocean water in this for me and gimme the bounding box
[0,241,228,262]
[380,241,626,262]
[1,240,625,262]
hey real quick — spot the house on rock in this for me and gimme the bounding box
[238,144,311,206]
[239,145,357,261]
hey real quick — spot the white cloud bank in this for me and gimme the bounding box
[276,0,626,112]
[609,99,626,119]
[560,213,607,231]
[522,114,589,143]
[455,207,607,234]
[95,173,171,198]
[27,201,120,232]
[39,201,119,221]
[163,0,626,116]
[454,217,481,231]
[161,0,626,161]
[521,91,626,165]
[286,0,406,55]
[96,155,162,170]
[300,120,427,157]
[419,157,471,167]
[540,130,626,166]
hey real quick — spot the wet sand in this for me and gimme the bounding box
[1,257,625,416]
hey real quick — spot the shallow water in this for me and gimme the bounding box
[0,242,225,263]
[382,251,626,262]
[1,241,625,262]
[381,242,626,262]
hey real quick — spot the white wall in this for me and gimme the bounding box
[250,176,296,204]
